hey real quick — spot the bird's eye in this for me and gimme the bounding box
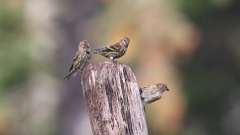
[86,50,91,54]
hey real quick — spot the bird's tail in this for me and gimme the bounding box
[64,70,77,80]
[64,73,72,80]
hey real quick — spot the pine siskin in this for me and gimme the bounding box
[64,40,91,80]
[93,37,130,61]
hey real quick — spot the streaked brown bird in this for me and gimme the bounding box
[93,37,130,61]
[64,40,91,80]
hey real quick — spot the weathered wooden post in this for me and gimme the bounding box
[81,62,168,135]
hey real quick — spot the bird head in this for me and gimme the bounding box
[156,83,169,91]
[121,37,130,48]
[79,40,90,50]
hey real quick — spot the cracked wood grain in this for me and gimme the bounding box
[81,62,148,135]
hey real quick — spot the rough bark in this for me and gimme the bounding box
[81,62,148,135]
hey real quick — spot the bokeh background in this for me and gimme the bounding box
[1,0,240,135]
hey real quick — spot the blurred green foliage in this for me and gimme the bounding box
[178,0,235,20]
[178,0,214,18]
[0,4,31,94]
[178,0,240,134]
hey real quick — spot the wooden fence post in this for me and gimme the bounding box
[81,62,168,135]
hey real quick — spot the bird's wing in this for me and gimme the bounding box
[68,51,80,71]
[93,47,111,54]
[68,63,74,72]
[93,42,122,56]
[108,43,122,51]
[72,50,80,61]
[97,42,121,53]
[78,51,90,69]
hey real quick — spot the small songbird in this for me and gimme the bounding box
[64,40,91,80]
[93,37,130,61]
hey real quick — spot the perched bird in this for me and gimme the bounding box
[140,83,169,105]
[64,40,91,80]
[93,37,130,61]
